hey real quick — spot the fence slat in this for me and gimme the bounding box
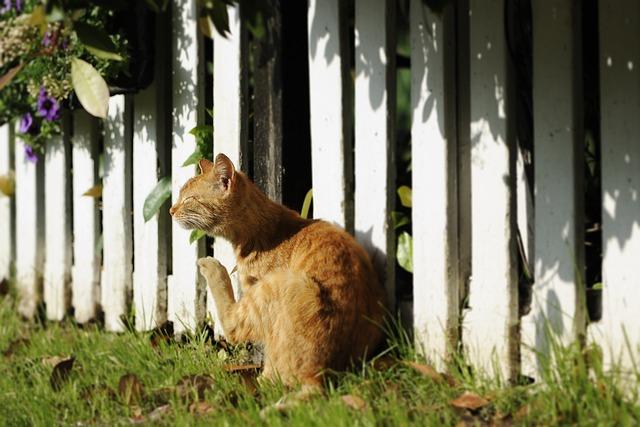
[44,120,72,321]
[410,0,459,369]
[211,4,248,335]
[307,0,352,231]
[102,96,133,331]
[522,0,585,378]
[0,124,13,283]
[71,111,100,323]
[464,0,518,380]
[14,132,44,318]
[169,0,205,334]
[354,0,396,311]
[592,0,640,372]
[133,17,170,331]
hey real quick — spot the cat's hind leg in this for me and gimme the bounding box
[197,256,266,344]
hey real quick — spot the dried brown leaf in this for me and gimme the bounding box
[119,373,145,405]
[405,361,445,383]
[190,401,215,416]
[80,384,116,400]
[450,391,490,411]
[175,374,215,401]
[147,404,171,421]
[0,277,9,296]
[0,63,23,91]
[50,357,75,391]
[371,354,398,371]
[341,394,367,411]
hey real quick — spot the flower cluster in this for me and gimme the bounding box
[0,0,131,162]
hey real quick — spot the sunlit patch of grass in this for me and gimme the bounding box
[0,292,639,426]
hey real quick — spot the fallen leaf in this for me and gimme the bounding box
[450,391,490,411]
[0,63,23,91]
[224,363,262,373]
[405,361,445,383]
[0,277,8,296]
[371,354,398,370]
[341,394,367,411]
[119,373,145,405]
[190,401,214,416]
[42,355,71,367]
[147,404,171,421]
[79,384,116,400]
[2,338,29,357]
[175,374,215,401]
[50,357,75,390]
[149,322,174,349]
[82,185,102,198]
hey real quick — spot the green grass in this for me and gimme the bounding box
[0,292,639,426]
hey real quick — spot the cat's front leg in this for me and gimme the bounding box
[197,257,235,312]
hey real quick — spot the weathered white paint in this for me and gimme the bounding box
[354,0,396,310]
[44,127,72,321]
[464,0,518,381]
[522,0,584,379]
[133,32,169,331]
[71,111,101,323]
[410,0,459,370]
[102,96,133,331]
[308,0,352,231]
[0,124,13,283]
[211,4,247,335]
[591,0,640,373]
[14,131,44,318]
[169,0,205,334]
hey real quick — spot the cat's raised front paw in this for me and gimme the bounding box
[197,257,229,284]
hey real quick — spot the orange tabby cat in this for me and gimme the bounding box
[170,153,387,387]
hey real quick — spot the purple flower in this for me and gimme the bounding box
[42,31,54,47]
[18,113,33,134]
[14,0,20,11]
[0,0,11,14]
[36,88,60,121]
[24,145,38,163]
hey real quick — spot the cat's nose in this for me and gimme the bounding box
[169,204,177,216]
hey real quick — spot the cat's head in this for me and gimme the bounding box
[169,153,239,237]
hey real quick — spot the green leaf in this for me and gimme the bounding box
[397,231,413,273]
[189,229,207,244]
[182,150,203,167]
[82,185,102,198]
[592,282,603,290]
[71,57,110,119]
[391,211,409,229]
[209,0,230,37]
[300,189,313,219]
[397,185,412,208]
[0,171,15,197]
[143,177,172,222]
[74,22,123,61]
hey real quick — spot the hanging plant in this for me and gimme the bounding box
[0,0,157,161]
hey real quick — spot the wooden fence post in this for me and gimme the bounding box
[522,0,585,379]
[0,124,14,285]
[102,95,134,331]
[44,115,72,320]
[307,0,353,232]
[133,12,170,331]
[71,111,101,324]
[592,0,640,373]
[14,129,45,319]
[354,0,396,312]
[410,0,459,369]
[464,0,519,381]
[211,3,248,335]
[169,0,206,334]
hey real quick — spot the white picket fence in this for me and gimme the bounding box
[1,0,639,383]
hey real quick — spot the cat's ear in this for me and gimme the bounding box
[214,153,235,191]
[198,159,214,175]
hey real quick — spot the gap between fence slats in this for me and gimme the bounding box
[0,124,14,284]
